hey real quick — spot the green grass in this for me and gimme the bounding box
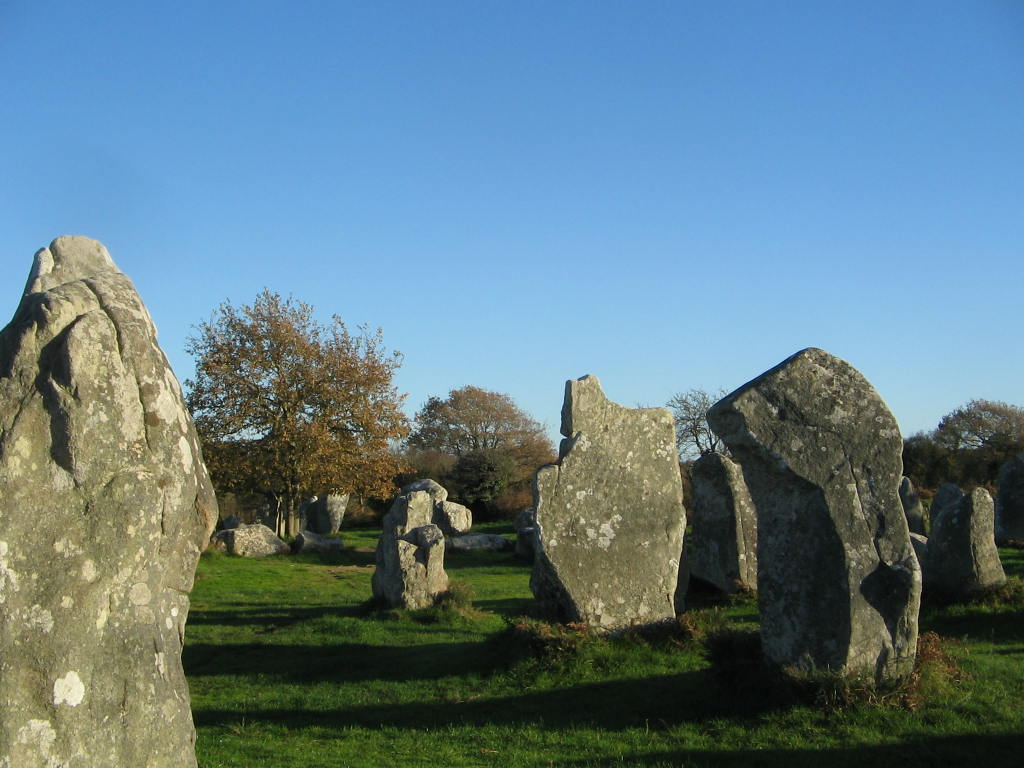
[186,530,1024,767]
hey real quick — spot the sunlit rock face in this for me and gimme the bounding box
[530,375,685,631]
[707,347,920,684]
[0,236,218,767]
[926,487,1005,598]
[372,490,448,609]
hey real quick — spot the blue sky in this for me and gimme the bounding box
[2,1,1021,443]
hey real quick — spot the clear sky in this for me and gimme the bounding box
[2,1,1021,444]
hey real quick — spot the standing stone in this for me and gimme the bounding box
[514,508,539,560]
[395,479,471,536]
[688,452,758,594]
[707,348,920,683]
[371,491,448,609]
[996,453,1024,544]
[530,375,685,630]
[0,237,217,767]
[307,493,349,534]
[925,487,1006,598]
[898,476,927,536]
[931,483,964,522]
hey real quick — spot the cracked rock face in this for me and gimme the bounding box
[0,237,217,768]
[530,375,685,630]
[707,348,920,683]
[689,452,758,594]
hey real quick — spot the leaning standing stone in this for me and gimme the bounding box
[0,237,217,767]
[899,476,927,536]
[707,348,920,683]
[926,487,1006,598]
[688,452,758,594]
[530,375,685,630]
[996,453,1024,544]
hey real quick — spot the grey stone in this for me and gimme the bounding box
[434,500,472,536]
[402,478,448,504]
[931,483,964,522]
[996,453,1024,544]
[899,477,927,536]
[0,236,217,767]
[925,487,1006,598]
[707,347,920,683]
[210,524,289,557]
[447,533,513,552]
[688,452,758,594]
[530,375,685,630]
[304,493,349,534]
[291,530,345,555]
[909,533,929,577]
[514,508,538,560]
[219,514,241,530]
[371,491,448,608]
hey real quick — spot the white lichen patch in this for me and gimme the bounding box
[17,718,56,753]
[81,559,98,583]
[53,671,85,707]
[129,582,152,605]
[155,651,166,677]
[25,604,54,633]
[0,541,19,601]
[60,596,74,609]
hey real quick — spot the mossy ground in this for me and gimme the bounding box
[186,526,1024,767]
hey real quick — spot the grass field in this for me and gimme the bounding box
[185,525,1024,767]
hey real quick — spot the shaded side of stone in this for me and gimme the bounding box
[996,453,1024,544]
[530,375,685,631]
[926,487,1006,599]
[688,452,758,594]
[898,476,927,536]
[707,347,920,683]
[0,236,217,768]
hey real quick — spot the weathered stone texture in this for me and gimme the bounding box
[371,491,448,608]
[210,524,289,557]
[0,237,217,767]
[899,476,927,536]
[688,452,758,594]
[291,530,345,555]
[707,348,920,682]
[530,375,685,630]
[302,493,349,534]
[926,487,1006,598]
[447,533,513,552]
[931,483,964,523]
[996,453,1024,544]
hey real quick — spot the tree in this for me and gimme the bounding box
[933,399,1024,455]
[406,386,555,517]
[185,290,408,537]
[666,387,727,461]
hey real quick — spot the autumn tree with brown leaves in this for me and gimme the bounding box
[405,386,555,517]
[185,290,408,537]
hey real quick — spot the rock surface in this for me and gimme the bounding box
[996,453,1024,544]
[0,236,217,767]
[291,529,345,555]
[925,487,1006,598]
[514,508,539,560]
[210,524,289,557]
[688,452,758,594]
[304,493,349,534]
[447,533,514,552]
[530,375,685,630]
[707,347,920,682]
[434,500,473,536]
[898,476,927,536]
[371,491,448,608]
[930,483,964,522]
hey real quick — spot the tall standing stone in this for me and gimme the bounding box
[996,453,1024,544]
[898,476,927,536]
[926,487,1006,598]
[303,493,349,534]
[0,237,217,767]
[707,348,920,683]
[530,375,685,630]
[688,452,758,593]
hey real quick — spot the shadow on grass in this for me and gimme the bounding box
[187,604,368,627]
[560,732,1022,768]
[192,668,723,731]
[921,607,1024,643]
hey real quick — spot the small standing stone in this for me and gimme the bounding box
[371,491,449,608]
[688,452,758,594]
[530,375,685,630]
[996,453,1024,544]
[899,476,927,536]
[925,487,1006,598]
